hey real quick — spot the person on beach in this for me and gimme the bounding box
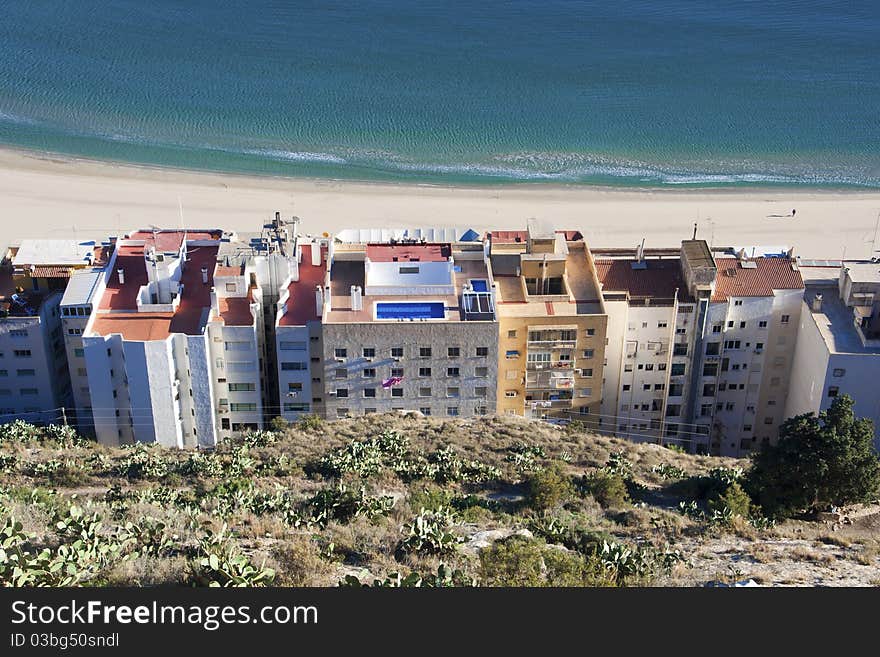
[791,208,796,217]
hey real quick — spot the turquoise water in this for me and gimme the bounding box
[0,1,878,187]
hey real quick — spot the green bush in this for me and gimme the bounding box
[708,481,751,518]
[478,536,613,587]
[582,470,630,508]
[527,463,575,512]
[746,395,880,518]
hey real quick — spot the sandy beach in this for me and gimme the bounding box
[0,147,878,259]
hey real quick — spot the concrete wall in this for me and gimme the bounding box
[321,321,498,418]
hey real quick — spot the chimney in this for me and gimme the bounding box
[351,285,363,312]
[324,284,332,311]
[311,243,321,266]
[315,285,324,315]
[117,268,125,285]
[275,211,281,225]
[811,293,823,312]
[201,266,208,284]
[636,238,645,263]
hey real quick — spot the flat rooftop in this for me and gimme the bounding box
[494,244,603,318]
[278,244,327,327]
[843,262,880,284]
[681,239,715,269]
[805,285,880,355]
[324,253,491,323]
[90,230,221,340]
[11,239,98,267]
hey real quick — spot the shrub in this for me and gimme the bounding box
[527,463,575,512]
[581,470,630,508]
[398,507,459,556]
[746,395,880,518]
[268,417,289,433]
[708,481,751,518]
[478,536,613,587]
[298,414,323,432]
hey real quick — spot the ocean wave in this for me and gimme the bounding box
[238,148,347,164]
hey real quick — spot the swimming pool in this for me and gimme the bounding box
[375,302,445,320]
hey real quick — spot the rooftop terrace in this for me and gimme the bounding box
[804,284,880,355]
[278,244,327,327]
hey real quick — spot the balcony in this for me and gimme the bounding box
[526,370,575,390]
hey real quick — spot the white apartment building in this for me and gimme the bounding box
[0,239,108,424]
[690,251,804,456]
[318,235,498,419]
[786,261,880,449]
[81,229,266,447]
[596,241,706,449]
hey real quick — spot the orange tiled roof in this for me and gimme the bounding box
[594,258,687,300]
[712,257,804,302]
[30,266,74,278]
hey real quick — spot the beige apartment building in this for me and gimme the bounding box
[489,220,607,422]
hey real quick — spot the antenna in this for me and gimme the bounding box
[871,209,880,257]
[178,196,184,230]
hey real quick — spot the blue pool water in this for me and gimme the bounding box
[470,280,489,292]
[376,302,446,320]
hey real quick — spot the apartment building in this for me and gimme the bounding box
[595,241,705,448]
[489,220,607,422]
[80,229,266,447]
[786,261,880,448]
[690,251,804,456]
[0,240,107,423]
[275,236,330,421]
[318,233,498,419]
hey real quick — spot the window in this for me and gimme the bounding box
[475,367,488,377]
[504,390,518,398]
[391,368,404,378]
[724,340,741,349]
[507,330,517,338]
[9,329,27,338]
[622,384,631,391]
[447,347,460,358]
[827,386,839,398]
[673,343,688,356]
[475,386,488,398]
[654,383,665,391]
[476,347,489,357]
[281,362,307,371]
[284,403,309,412]
[419,367,432,377]
[739,321,746,328]
[657,322,667,328]
[658,363,666,371]
[419,347,432,358]
[734,300,743,306]
[700,404,713,417]
[506,370,518,380]
[364,408,378,415]
[832,368,846,378]
[68,328,82,336]
[643,384,651,391]
[224,342,248,352]
[727,321,734,328]
[399,265,420,274]
[16,369,35,377]
[225,282,237,292]
[334,348,347,359]
[671,363,685,376]
[579,388,592,397]
[391,388,403,397]
[446,387,460,398]
[712,324,722,334]
[764,417,774,425]
[335,368,348,379]
[644,363,654,371]
[363,388,376,398]
[759,320,768,328]
[336,388,349,398]
[228,383,256,391]
[726,402,735,411]
[703,384,716,397]
[447,367,460,378]
[582,349,594,358]
[13,350,31,358]
[288,382,303,392]
[363,347,376,358]
[581,368,593,377]
[586,328,595,336]
[279,341,306,351]
[391,347,404,358]
[73,348,84,357]
[337,408,350,418]
[419,387,432,397]
[230,403,257,412]
[420,407,432,416]
[362,368,376,378]
[755,342,764,351]
[20,388,38,396]
[76,368,87,377]
[703,363,718,376]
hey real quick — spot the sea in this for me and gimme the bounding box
[0,0,878,187]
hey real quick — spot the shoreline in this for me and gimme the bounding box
[1,145,879,259]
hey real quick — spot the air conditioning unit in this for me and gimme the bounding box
[364,358,373,362]
[334,357,345,362]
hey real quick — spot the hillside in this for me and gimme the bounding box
[1,414,878,587]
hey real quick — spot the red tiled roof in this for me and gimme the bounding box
[712,257,804,302]
[365,243,450,262]
[31,266,74,278]
[595,258,687,300]
[278,245,327,327]
[127,230,221,251]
